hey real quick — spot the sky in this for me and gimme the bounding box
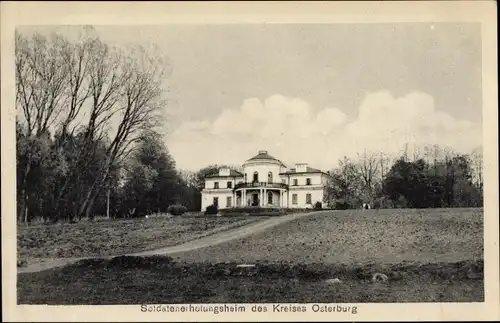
[20,23,483,171]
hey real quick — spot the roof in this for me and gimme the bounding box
[248,150,279,161]
[280,166,326,175]
[245,150,285,166]
[205,169,244,178]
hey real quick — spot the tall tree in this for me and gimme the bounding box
[356,149,379,202]
[470,147,483,191]
[119,131,182,217]
[383,158,428,208]
[325,157,363,208]
[76,44,169,219]
[15,28,171,222]
[15,32,69,223]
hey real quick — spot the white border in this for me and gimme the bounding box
[2,1,498,321]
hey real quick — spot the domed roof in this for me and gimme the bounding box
[245,150,285,165]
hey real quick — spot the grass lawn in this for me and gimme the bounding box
[17,215,267,266]
[17,255,484,304]
[171,208,483,264]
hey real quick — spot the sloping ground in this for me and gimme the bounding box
[132,210,329,256]
[169,208,483,264]
[18,211,324,273]
[18,208,484,304]
[17,215,265,272]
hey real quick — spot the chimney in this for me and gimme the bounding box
[258,150,268,154]
[295,163,308,172]
[219,168,230,176]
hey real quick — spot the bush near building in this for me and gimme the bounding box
[167,205,187,216]
[218,207,324,217]
[205,204,219,215]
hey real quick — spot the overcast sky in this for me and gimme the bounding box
[20,23,483,171]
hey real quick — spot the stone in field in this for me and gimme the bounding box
[372,273,389,283]
[237,264,256,268]
[325,278,342,284]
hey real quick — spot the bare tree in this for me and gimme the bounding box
[356,149,379,202]
[51,34,125,220]
[15,32,70,223]
[76,45,169,219]
[378,152,390,183]
[16,29,170,222]
[178,170,196,187]
[56,33,94,141]
[325,156,363,208]
[422,144,434,167]
[423,144,445,176]
[470,146,483,189]
[402,142,409,162]
[16,32,69,136]
[412,145,421,162]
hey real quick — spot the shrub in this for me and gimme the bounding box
[283,208,311,213]
[313,201,322,210]
[333,200,350,210]
[395,196,409,208]
[219,207,285,217]
[372,196,393,209]
[167,204,187,216]
[217,207,322,217]
[205,204,218,215]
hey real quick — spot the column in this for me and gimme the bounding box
[260,189,263,206]
[280,190,283,207]
[263,188,267,206]
[243,189,246,207]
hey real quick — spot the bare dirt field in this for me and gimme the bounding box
[170,208,483,264]
[17,208,484,304]
[17,215,266,266]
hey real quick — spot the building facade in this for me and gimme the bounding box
[201,150,330,210]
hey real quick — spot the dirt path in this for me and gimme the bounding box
[18,211,324,274]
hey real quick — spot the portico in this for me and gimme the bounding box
[233,183,288,207]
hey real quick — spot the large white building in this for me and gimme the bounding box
[201,150,330,210]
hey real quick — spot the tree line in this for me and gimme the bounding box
[15,28,183,223]
[325,145,483,209]
[15,29,483,224]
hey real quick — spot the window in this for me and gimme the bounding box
[268,191,273,204]
[227,181,232,189]
[213,197,219,207]
[226,196,232,207]
[306,178,311,185]
[306,193,312,204]
[244,173,247,182]
[282,178,286,184]
[268,172,273,183]
[293,179,298,186]
[253,171,259,183]
[292,194,298,205]
[214,182,219,189]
